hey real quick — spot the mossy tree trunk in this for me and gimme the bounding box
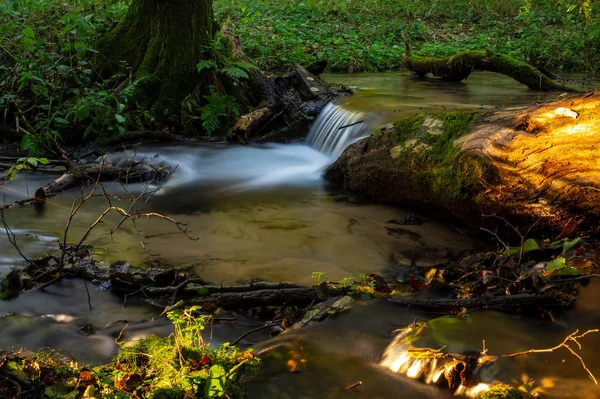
[403,51,579,92]
[326,92,600,236]
[97,0,218,121]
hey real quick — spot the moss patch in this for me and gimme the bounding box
[388,110,485,202]
[476,384,521,399]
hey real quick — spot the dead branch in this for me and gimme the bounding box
[389,293,573,313]
[231,322,280,346]
[0,195,36,268]
[502,329,599,385]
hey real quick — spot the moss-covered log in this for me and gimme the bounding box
[325,92,600,235]
[403,50,579,92]
[96,0,218,119]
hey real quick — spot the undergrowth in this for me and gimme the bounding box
[0,0,250,155]
[0,306,258,398]
[214,0,600,73]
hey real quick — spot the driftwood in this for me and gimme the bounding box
[326,91,600,234]
[389,293,573,313]
[403,50,579,92]
[34,162,170,201]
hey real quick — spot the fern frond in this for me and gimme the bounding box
[196,60,218,73]
[219,67,249,80]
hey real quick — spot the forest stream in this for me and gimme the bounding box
[1,71,600,398]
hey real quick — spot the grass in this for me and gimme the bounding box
[214,0,600,73]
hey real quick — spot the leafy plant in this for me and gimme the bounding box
[4,157,50,181]
[199,90,240,135]
[95,305,259,398]
[311,271,324,284]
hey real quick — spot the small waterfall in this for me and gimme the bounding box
[306,102,367,158]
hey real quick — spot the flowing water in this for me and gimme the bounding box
[1,71,599,398]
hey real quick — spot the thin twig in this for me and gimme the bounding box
[0,195,36,268]
[502,329,599,385]
[231,322,280,346]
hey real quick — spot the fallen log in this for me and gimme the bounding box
[186,288,323,308]
[389,293,573,313]
[325,91,600,235]
[403,50,579,92]
[34,162,171,201]
[142,281,307,297]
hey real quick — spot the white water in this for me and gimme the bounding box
[306,102,367,158]
[106,102,367,197]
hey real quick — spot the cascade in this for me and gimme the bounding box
[306,102,367,158]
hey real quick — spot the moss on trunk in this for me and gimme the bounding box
[326,92,600,234]
[96,0,218,121]
[403,50,579,92]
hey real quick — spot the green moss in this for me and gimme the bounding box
[388,110,485,202]
[476,384,521,399]
[391,113,426,143]
[403,50,576,91]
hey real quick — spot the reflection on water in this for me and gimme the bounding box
[0,143,478,285]
[325,70,596,124]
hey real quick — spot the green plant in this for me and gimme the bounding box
[198,90,240,135]
[213,0,600,73]
[311,271,324,284]
[94,305,259,398]
[3,157,50,196]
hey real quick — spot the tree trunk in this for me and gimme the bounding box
[403,50,579,92]
[96,0,217,120]
[325,92,600,236]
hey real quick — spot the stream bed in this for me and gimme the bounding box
[1,71,599,398]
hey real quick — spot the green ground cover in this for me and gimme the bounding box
[214,0,600,73]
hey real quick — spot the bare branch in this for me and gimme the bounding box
[502,329,599,385]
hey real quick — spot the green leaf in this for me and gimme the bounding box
[546,257,567,271]
[38,158,49,165]
[220,67,249,80]
[545,257,581,276]
[197,60,217,73]
[562,237,583,254]
[522,238,539,253]
[205,365,226,398]
[23,26,35,48]
[114,114,126,124]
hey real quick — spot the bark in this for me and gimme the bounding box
[228,63,338,143]
[34,163,169,201]
[389,293,573,313]
[326,92,600,235]
[96,0,217,119]
[403,50,579,92]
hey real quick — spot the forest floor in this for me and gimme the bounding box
[214,0,600,74]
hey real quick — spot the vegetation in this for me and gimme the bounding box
[0,0,257,155]
[2,0,597,156]
[0,306,259,398]
[388,110,486,202]
[215,0,600,73]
